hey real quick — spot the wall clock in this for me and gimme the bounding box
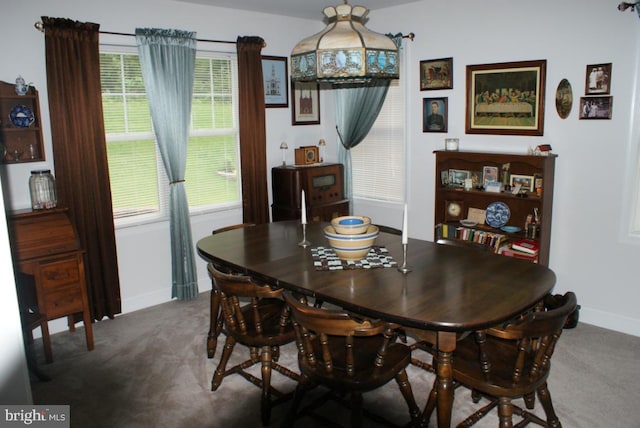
[445,200,465,222]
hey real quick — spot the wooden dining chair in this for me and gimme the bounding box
[207,264,299,426]
[207,223,256,359]
[282,293,421,428]
[421,291,578,427]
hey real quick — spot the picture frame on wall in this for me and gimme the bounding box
[579,96,613,120]
[466,59,546,136]
[420,57,453,90]
[585,63,612,95]
[261,56,288,108]
[291,81,320,125]
[423,97,448,133]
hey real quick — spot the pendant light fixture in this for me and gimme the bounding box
[290,1,399,83]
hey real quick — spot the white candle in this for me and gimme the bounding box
[301,190,307,225]
[402,203,408,244]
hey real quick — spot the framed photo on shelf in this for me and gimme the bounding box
[585,63,612,95]
[291,81,320,125]
[449,169,470,187]
[423,97,448,133]
[482,166,499,187]
[420,57,453,90]
[579,96,612,120]
[261,56,288,108]
[510,174,535,191]
[466,59,546,136]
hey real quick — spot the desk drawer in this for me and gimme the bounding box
[39,257,81,290]
[43,285,84,319]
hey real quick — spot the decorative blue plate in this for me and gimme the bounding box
[485,202,510,228]
[9,104,35,128]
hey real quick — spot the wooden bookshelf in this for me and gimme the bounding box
[434,150,556,266]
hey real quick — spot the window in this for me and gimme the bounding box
[350,64,405,202]
[100,47,240,225]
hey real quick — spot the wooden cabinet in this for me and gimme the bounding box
[271,163,349,222]
[9,208,94,362]
[0,80,45,163]
[434,150,556,266]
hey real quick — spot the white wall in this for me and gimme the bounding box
[1,0,639,343]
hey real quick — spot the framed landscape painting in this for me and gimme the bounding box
[466,59,546,136]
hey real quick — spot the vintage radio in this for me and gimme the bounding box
[271,163,348,221]
[294,146,319,165]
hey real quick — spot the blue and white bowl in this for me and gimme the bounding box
[324,224,379,260]
[330,215,371,235]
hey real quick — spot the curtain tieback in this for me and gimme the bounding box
[169,179,185,185]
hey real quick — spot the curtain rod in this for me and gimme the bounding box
[33,21,266,47]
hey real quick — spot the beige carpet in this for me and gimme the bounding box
[30,291,640,427]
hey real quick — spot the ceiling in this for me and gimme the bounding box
[173,0,421,20]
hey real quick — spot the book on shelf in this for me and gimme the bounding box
[511,238,539,255]
[434,223,506,253]
[498,245,539,263]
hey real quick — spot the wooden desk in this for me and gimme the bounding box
[196,221,556,427]
[10,208,94,362]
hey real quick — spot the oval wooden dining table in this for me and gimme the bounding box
[196,220,557,427]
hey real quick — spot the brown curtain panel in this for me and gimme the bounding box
[42,17,121,320]
[236,37,269,225]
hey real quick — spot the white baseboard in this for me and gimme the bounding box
[580,306,640,337]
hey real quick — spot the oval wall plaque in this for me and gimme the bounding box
[555,78,573,119]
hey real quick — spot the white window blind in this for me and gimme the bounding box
[351,77,405,202]
[100,47,240,225]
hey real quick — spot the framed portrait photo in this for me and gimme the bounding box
[262,56,288,108]
[482,166,499,187]
[466,59,546,136]
[423,97,448,133]
[420,57,453,90]
[291,81,320,125]
[579,96,613,120]
[585,63,612,95]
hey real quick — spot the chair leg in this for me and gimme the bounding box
[497,396,514,428]
[524,392,535,409]
[350,392,363,428]
[260,345,273,426]
[536,382,561,428]
[207,289,222,359]
[395,369,421,422]
[211,335,236,391]
[420,378,438,426]
[282,379,309,428]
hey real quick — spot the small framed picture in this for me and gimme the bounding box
[291,81,320,125]
[448,169,470,187]
[440,170,450,186]
[470,171,483,189]
[510,174,535,191]
[482,166,499,187]
[579,96,613,120]
[423,97,448,133]
[262,56,288,108]
[420,57,453,90]
[585,63,612,95]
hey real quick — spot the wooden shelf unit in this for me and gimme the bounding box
[434,150,557,266]
[0,80,45,164]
